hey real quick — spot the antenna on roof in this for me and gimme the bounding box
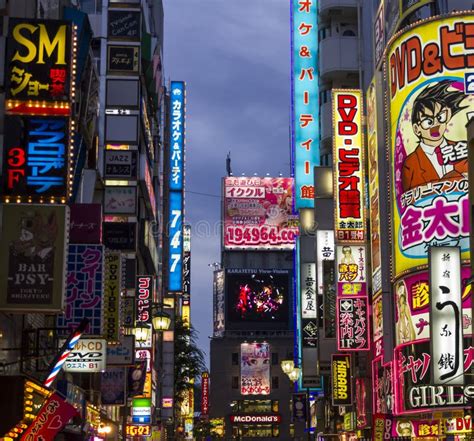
[226,151,232,176]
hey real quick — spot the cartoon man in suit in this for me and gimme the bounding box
[402,80,468,192]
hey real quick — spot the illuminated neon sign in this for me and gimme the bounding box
[169,81,184,191]
[168,191,183,292]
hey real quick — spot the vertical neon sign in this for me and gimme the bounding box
[291,0,319,209]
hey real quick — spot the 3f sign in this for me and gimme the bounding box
[12,23,67,65]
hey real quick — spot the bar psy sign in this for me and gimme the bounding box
[332,90,365,242]
[331,354,352,406]
[5,19,72,105]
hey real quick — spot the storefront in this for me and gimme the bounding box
[229,399,281,438]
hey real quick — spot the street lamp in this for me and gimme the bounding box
[152,309,171,331]
[280,359,295,375]
[133,322,152,342]
[287,366,302,383]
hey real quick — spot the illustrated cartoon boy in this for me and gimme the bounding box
[402,80,468,192]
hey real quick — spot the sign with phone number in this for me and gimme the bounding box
[225,225,297,248]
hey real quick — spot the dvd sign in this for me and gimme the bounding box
[62,338,106,372]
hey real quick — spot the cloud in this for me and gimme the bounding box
[164,0,290,364]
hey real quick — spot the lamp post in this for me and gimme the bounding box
[280,359,311,441]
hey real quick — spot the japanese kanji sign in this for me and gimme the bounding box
[0,204,67,312]
[387,14,474,278]
[169,81,185,192]
[5,19,72,105]
[316,230,334,294]
[240,343,270,395]
[301,263,317,318]
[429,246,464,385]
[394,338,474,414]
[291,0,320,209]
[331,354,352,406]
[223,177,299,250]
[332,89,365,242]
[337,296,369,351]
[336,244,367,296]
[57,245,104,335]
[3,115,71,201]
[183,224,191,296]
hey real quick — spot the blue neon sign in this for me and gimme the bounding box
[169,81,185,192]
[168,190,183,292]
[291,0,319,209]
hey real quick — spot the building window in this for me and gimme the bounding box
[271,352,279,365]
[232,376,239,389]
[272,376,279,389]
[232,353,238,365]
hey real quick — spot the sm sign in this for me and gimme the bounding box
[5,19,72,104]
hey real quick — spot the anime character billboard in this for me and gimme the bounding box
[387,14,474,277]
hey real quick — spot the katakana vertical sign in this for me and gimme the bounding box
[429,246,464,385]
[169,81,184,192]
[337,297,369,351]
[291,0,319,209]
[332,90,365,242]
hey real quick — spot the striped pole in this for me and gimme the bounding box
[43,318,89,389]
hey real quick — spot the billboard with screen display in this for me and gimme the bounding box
[223,177,298,250]
[226,269,291,329]
[240,342,270,395]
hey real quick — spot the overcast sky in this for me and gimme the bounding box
[163,0,291,365]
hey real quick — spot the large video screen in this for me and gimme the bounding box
[226,269,291,329]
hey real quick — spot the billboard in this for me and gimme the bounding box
[429,246,464,385]
[337,296,369,351]
[104,186,137,215]
[3,115,71,201]
[240,342,270,395]
[5,19,72,105]
[104,251,121,342]
[223,177,298,250]
[226,269,290,328]
[331,354,352,406]
[57,244,104,335]
[394,338,474,414]
[0,204,67,311]
[336,244,367,296]
[169,81,185,192]
[213,270,225,335]
[291,0,319,208]
[168,190,183,292]
[332,89,365,242]
[387,14,474,278]
[394,265,472,346]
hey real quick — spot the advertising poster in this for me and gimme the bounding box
[20,392,77,440]
[226,269,290,329]
[213,269,225,335]
[372,292,384,357]
[240,342,270,395]
[291,0,319,208]
[337,296,369,351]
[332,89,365,243]
[69,203,102,244]
[372,357,394,415]
[128,361,147,397]
[394,338,474,414]
[336,244,367,296]
[387,14,474,278]
[331,354,352,406]
[366,79,382,294]
[3,115,70,201]
[101,368,126,405]
[104,251,121,342]
[57,244,103,335]
[223,177,298,250]
[0,204,67,312]
[394,265,472,346]
[355,378,369,429]
[5,19,72,104]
